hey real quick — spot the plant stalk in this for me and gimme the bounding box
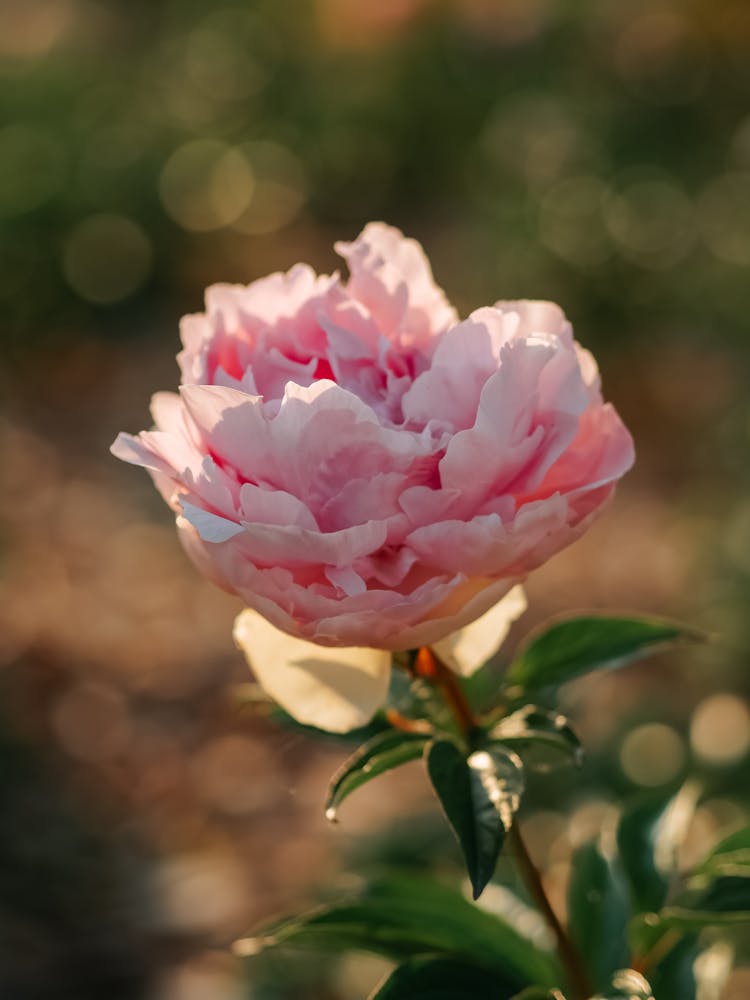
[415,646,594,1000]
[413,647,479,738]
[509,824,593,1000]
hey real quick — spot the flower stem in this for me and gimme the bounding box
[509,824,593,1000]
[385,707,433,735]
[413,647,480,738]
[415,646,594,1000]
[632,927,682,978]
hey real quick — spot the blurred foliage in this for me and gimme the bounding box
[3,0,750,362]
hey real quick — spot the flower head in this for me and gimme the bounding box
[113,223,633,730]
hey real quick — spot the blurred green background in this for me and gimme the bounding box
[1,0,750,997]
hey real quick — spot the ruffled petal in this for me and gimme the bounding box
[336,222,457,347]
[401,308,519,432]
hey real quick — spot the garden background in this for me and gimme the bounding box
[1,1,749,997]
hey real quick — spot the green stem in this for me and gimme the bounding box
[632,928,682,978]
[414,647,480,739]
[509,825,593,1000]
[415,646,594,1000]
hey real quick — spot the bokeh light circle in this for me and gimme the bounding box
[690,693,750,766]
[159,139,255,232]
[698,172,750,266]
[620,723,686,786]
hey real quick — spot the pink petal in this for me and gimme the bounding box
[336,222,457,347]
[401,308,520,432]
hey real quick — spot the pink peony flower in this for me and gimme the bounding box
[112,223,633,731]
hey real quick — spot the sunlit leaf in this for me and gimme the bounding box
[592,968,654,999]
[236,874,560,988]
[325,730,430,821]
[368,956,520,999]
[488,706,582,769]
[504,617,698,693]
[426,740,524,899]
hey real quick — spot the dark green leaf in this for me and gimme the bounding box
[368,956,520,1000]
[639,865,750,936]
[426,740,524,899]
[236,874,560,988]
[567,842,630,993]
[325,730,430,821]
[504,616,698,693]
[692,874,750,915]
[631,874,750,939]
[488,706,582,769]
[616,793,675,914]
[648,936,698,1000]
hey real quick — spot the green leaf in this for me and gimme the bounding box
[504,616,698,693]
[629,827,750,941]
[325,730,430,821]
[648,935,698,1000]
[631,873,750,939]
[567,842,631,993]
[426,740,524,899]
[488,706,582,769]
[693,825,750,880]
[692,873,750,915]
[616,792,675,913]
[236,874,560,988]
[638,859,750,937]
[620,781,700,924]
[368,956,520,1000]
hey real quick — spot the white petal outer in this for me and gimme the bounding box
[233,610,392,733]
[430,586,528,678]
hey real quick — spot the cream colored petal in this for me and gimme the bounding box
[430,585,527,677]
[233,609,391,733]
